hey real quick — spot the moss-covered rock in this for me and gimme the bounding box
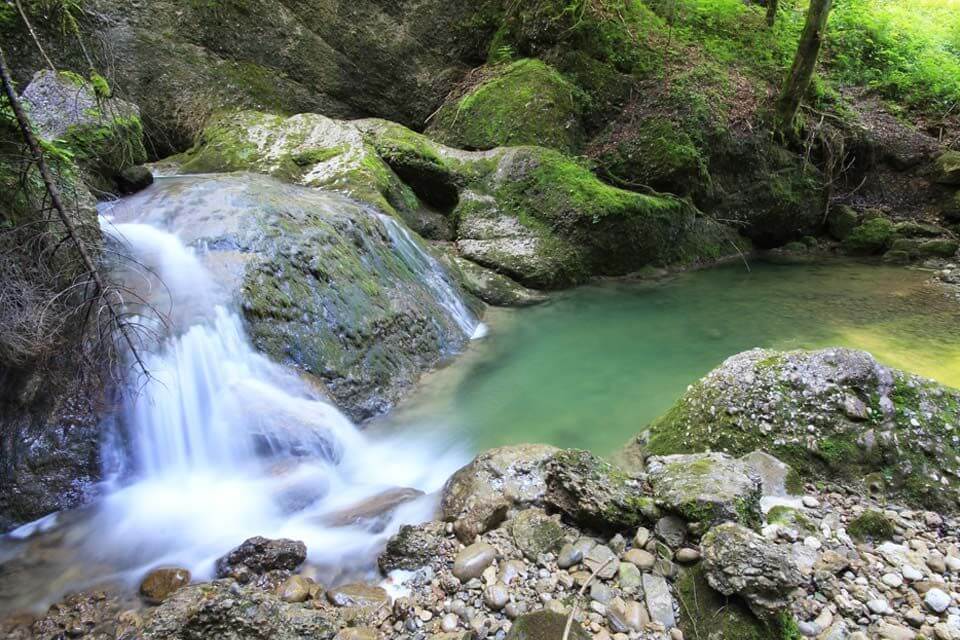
[643,348,960,511]
[505,610,590,640]
[443,254,548,307]
[827,206,859,241]
[590,116,708,195]
[676,564,786,640]
[20,70,147,194]
[646,453,762,528]
[933,150,960,185]
[426,59,586,154]
[842,218,896,255]
[847,509,895,543]
[545,449,658,532]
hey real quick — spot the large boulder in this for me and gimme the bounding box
[440,444,558,543]
[107,173,472,420]
[21,70,147,194]
[545,449,658,532]
[646,453,762,528]
[700,522,804,615]
[933,151,960,185]
[644,348,960,510]
[215,537,307,581]
[426,59,586,154]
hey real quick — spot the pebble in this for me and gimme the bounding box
[634,527,650,548]
[584,545,619,579]
[557,543,583,569]
[868,598,892,614]
[453,542,497,581]
[882,573,905,588]
[803,496,821,508]
[622,548,655,570]
[675,548,701,564]
[903,565,925,581]
[484,584,509,610]
[441,613,459,632]
[926,588,952,613]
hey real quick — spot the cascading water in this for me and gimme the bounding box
[0,177,475,612]
[378,214,488,340]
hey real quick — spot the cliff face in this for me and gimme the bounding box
[2,0,497,154]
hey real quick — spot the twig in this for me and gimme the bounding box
[0,44,149,379]
[562,556,614,640]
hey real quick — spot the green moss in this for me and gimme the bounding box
[427,59,587,153]
[842,218,896,255]
[675,565,781,640]
[288,146,346,167]
[766,506,815,534]
[847,510,895,543]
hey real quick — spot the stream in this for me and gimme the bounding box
[2,177,960,616]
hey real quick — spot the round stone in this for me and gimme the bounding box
[453,542,497,581]
[484,583,510,610]
[441,613,459,632]
[675,548,701,564]
[881,573,904,588]
[924,588,951,613]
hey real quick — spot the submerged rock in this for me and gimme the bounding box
[441,444,558,543]
[700,522,804,614]
[215,536,307,581]
[644,348,960,510]
[646,452,763,528]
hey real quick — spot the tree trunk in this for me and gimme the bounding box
[775,0,833,134]
[765,0,779,27]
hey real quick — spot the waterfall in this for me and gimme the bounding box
[0,181,473,604]
[377,214,488,340]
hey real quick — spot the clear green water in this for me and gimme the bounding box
[378,258,960,456]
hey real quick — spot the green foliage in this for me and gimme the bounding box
[89,72,111,99]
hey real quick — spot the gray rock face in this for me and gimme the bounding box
[141,580,337,640]
[21,70,146,193]
[441,444,558,543]
[215,537,307,580]
[447,253,548,308]
[646,452,763,527]
[646,348,960,511]
[545,449,658,532]
[740,450,799,497]
[700,522,805,614]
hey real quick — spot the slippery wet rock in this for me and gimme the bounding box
[646,453,762,527]
[379,521,453,572]
[139,568,191,605]
[510,509,565,560]
[505,610,590,640]
[700,522,804,614]
[441,445,558,543]
[279,575,312,603]
[453,542,497,581]
[545,449,657,532]
[215,536,307,581]
[326,583,391,608]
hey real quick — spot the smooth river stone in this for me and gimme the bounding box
[453,542,497,581]
[326,583,391,608]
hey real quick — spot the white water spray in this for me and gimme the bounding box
[0,178,475,609]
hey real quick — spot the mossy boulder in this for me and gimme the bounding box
[643,348,960,511]
[676,564,787,640]
[505,610,589,640]
[847,510,895,543]
[933,151,960,185]
[443,254,548,307]
[645,453,762,528]
[20,70,147,194]
[109,173,471,421]
[590,116,708,195]
[842,218,896,255]
[465,146,743,289]
[827,206,859,241]
[426,59,586,154]
[545,449,658,532]
[890,237,960,259]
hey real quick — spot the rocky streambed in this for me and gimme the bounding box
[3,348,960,640]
